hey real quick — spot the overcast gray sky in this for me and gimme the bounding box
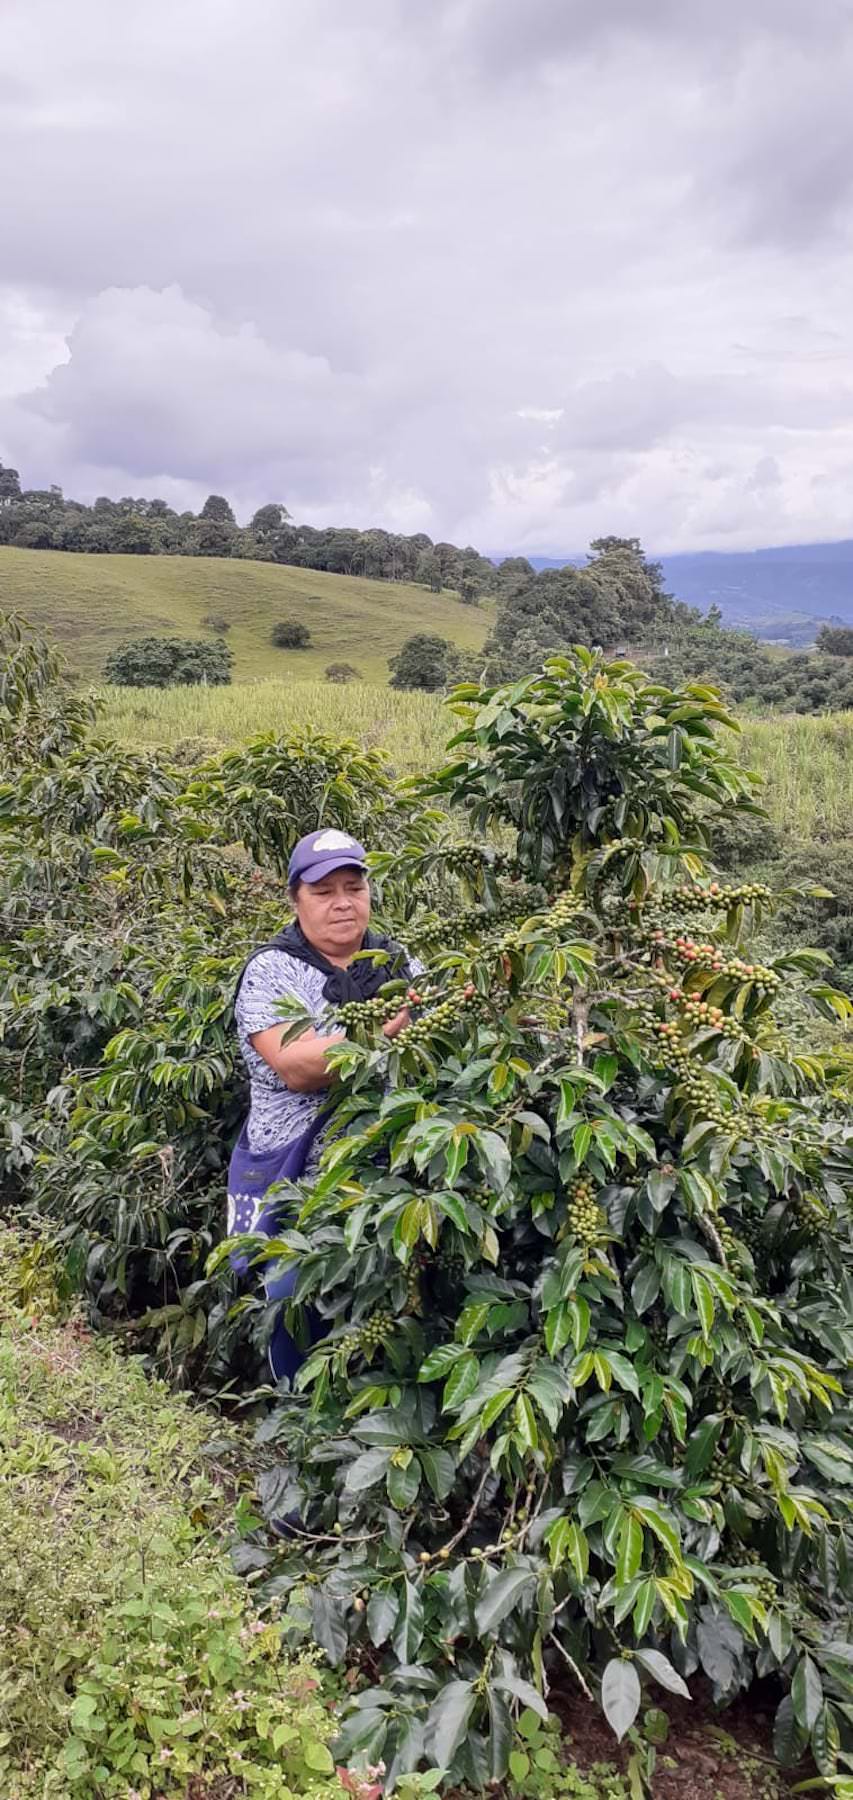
[2,0,853,554]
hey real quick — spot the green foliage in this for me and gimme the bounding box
[389,633,457,691]
[273,618,313,649]
[484,539,853,716]
[504,1708,630,1799]
[484,540,678,683]
[225,650,853,1791]
[200,492,237,525]
[817,626,853,657]
[4,610,853,1790]
[0,459,497,596]
[0,1225,341,1799]
[770,842,853,998]
[0,610,426,1381]
[103,633,233,688]
[660,629,853,716]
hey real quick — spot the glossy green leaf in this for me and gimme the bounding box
[475,1568,536,1634]
[426,1679,476,1772]
[791,1655,823,1732]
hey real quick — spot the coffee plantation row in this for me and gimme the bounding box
[2,610,852,1793]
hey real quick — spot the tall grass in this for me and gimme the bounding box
[100,679,453,775]
[738,712,853,843]
[100,680,853,846]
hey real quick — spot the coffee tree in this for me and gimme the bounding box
[228,652,853,1791]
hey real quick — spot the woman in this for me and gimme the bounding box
[228,827,421,1378]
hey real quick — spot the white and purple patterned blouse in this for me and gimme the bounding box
[235,949,334,1157]
[234,944,424,1157]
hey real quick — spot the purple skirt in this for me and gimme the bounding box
[227,1113,327,1381]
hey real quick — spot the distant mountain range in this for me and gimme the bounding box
[524,541,853,646]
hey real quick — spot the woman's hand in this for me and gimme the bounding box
[382,1007,411,1040]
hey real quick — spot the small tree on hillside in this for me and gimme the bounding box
[325,662,361,684]
[271,620,311,650]
[816,624,853,657]
[458,561,483,605]
[0,461,21,505]
[103,636,233,688]
[389,632,454,691]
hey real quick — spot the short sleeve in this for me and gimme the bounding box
[235,950,323,1043]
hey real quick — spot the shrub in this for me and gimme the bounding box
[325,662,362,684]
[272,619,312,649]
[103,635,233,688]
[816,624,853,657]
[200,611,231,633]
[388,632,454,691]
[228,652,853,1791]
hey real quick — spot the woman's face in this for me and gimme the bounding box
[294,866,371,959]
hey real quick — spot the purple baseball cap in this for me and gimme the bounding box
[288,828,368,886]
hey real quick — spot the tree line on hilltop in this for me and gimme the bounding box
[0,460,495,600]
[3,459,853,712]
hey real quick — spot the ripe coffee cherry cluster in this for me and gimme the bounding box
[659,987,745,1043]
[339,1310,395,1358]
[648,933,781,997]
[567,1176,603,1245]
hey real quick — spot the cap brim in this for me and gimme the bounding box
[298,855,368,884]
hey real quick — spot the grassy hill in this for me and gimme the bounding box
[0,546,490,684]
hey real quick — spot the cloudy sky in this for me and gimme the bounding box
[2,0,853,554]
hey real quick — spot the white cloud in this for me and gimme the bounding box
[1,0,852,552]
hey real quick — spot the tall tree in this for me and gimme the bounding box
[200,494,236,525]
[250,502,290,542]
[416,550,443,593]
[0,462,21,504]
